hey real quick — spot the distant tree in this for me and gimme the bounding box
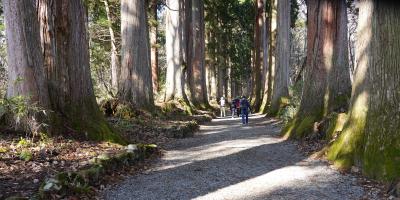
[164,0,185,101]
[187,0,208,108]
[251,0,265,112]
[264,0,277,113]
[103,0,120,91]
[268,0,290,116]
[259,0,271,114]
[204,0,254,103]
[149,0,159,95]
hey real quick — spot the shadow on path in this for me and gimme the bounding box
[103,115,365,200]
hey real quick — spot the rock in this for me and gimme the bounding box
[395,182,400,197]
[33,179,39,184]
[126,144,138,153]
[80,161,89,166]
[389,195,396,200]
[351,166,360,173]
[387,181,400,197]
[97,153,110,160]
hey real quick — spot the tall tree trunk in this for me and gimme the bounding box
[210,63,218,103]
[268,0,290,116]
[104,0,119,92]
[4,0,50,134]
[226,57,232,101]
[260,0,269,93]
[265,0,277,113]
[209,35,218,103]
[283,0,352,138]
[149,0,159,95]
[120,0,154,108]
[205,30,213,102]
[187,0,208,108]
[260,3,271,114]
[251,0,264,112]
[37,0,122,142]
[165,0,184,101]
[216,43,224,99]
[328,0,400,181]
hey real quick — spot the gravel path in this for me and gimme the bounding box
[103,115,367,200]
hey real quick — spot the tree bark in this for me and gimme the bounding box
[4,0,50,133]
[120,0,154,108]
[259,2,271,114]
[265,0,277,113]
[149,0,159,94]
[104,0,119,91]
[299,0,351,117]
[328,0,400,181]
[205,30,215,103]
[251,0,264,112]
[187,0,208,108]
[268,0,290,116]
[217,39,225,99]
[165,0,184,101]
[284,0,352,138]
[37,0,122,142]
[208,32,218,103]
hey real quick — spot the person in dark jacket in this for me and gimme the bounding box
[240,96,251,124]
[230,98,236,118]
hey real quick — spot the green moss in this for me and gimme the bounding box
[268,96,290,117]
[114,104,136,119]
[330,94,350,114]
[259,100,268,115]
[161,102,177,113]
[19,150,33,161]
[295,116,316,138]
[64,98,126,145]
[281,118,297,139]
[79,165,104,185]
[0,147,7,153]
[177,99,194,115]
[280,97,290,106]
[282,111,324,139]
[325,113,348,141]
[361,112,400,181]
[38,144,159,199]
[327,114,366,171]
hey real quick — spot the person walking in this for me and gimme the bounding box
[235,97,241,117]
[220,96,226,117]
[231,98,236,118]
[240,96,250,124]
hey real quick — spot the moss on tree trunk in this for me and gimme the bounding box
[328,1,400,181]
[283,0,351,138]
[37,0,124,144]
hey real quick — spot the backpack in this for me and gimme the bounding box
[240,98,248,108]
[235,99,240,107]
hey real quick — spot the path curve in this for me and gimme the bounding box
[103,115,366,200]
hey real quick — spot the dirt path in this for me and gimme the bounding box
[102,115,368,200]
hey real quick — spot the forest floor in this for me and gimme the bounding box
[102,114,387,200]
[0,111,206,199]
